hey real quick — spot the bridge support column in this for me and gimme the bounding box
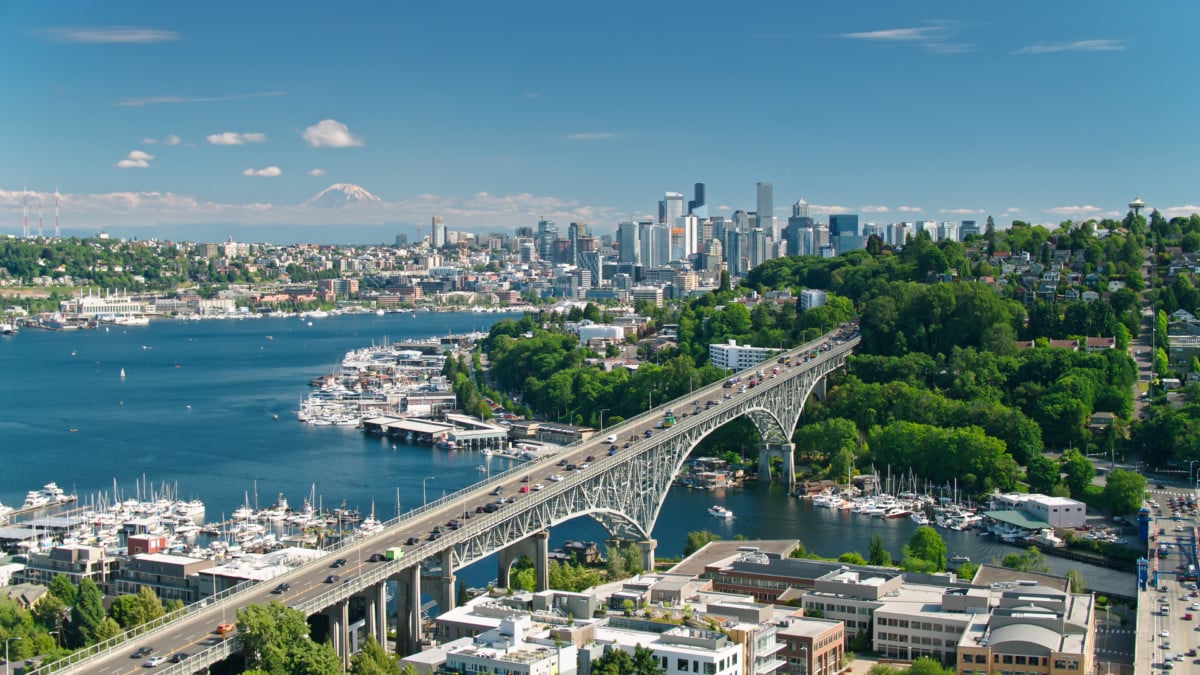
[638,539,656,572]
[393,566,422,656]
[496,530,549,591]
[430,549,457,613]
[326,599,349,669]
[812,376,827,401]
[365,581,387,648]
[757,442,796,492]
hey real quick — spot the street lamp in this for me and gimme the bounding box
[798,645,808,675]
[5,636,22,675]
[599,409,609,433]
[422,476,437,506]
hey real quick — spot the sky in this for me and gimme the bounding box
[2,1,1198,243]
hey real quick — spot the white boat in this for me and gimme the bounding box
[812,492,844,509]
[910,512,930,526]
[22,491,50,509]
[708,505,734,519]
[119,368,126,379]
[40,482,72,503]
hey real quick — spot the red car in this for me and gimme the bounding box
[519,486,529,493]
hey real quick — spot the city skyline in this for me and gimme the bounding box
[2,2,1198,242]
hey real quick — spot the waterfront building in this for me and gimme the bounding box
[13,544,120,592]
[113,553,216,603]
[709,340,781,371]
[955,584,1094,675]
[987,493,1086,529]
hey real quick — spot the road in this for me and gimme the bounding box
[66,327,857,674]
[1136,486,1200,673]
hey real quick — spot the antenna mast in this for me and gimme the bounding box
[38,195,43,237]
[54,187,60,238]
[22,180,28,238]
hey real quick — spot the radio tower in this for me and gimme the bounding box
[22,180,29,238]
[54,187,60,238]
[38,195,44,237]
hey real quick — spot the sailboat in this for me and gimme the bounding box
[119,368,126,379]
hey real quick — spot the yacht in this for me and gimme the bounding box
[41,482,72,503]
[22,491,50,509]
[708,505,734,519]
[812,492,844,509]
[910,512,930,526]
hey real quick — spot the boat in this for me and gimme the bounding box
[910,512,930,525]
[1027,528,1065,548]
[40,482,73,504]
[881,506,912,519]
[812,491,844,509]
[22,491,50,509]
[119,368,126,379]
[706,502,734,519]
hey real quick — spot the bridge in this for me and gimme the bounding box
[45,330,860,674]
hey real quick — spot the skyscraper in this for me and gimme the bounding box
[663,192,685,225]
[829,214,862,254]
[757,182,775,241]
[688,183,708,220]
[432,216,446,248]
[617,221,641,265]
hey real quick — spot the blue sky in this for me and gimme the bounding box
[2,1,1198,242]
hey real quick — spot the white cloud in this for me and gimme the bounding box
[841,26,940,42]
[301,119,363,148]
[243,166,282,177]
[141,134,182,145]
[114,150,154,169]
[806,203,849,216]
[308,169,326,177]
[940,208,984,215]
[114,90,286,107]
[206,131,267,145]
[861,205,889,213]
[1014,39,1125,55]
[1005,207,1022,214]
[838,21,970,53]
[1161,205,1200,219]
[566,132,619,141]
[898,205,923,213]
[42,26,179,44]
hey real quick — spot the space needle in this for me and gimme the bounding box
[1128,197,1145,217]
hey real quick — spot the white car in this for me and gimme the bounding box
[531,483,545,491]
[144,656,166,668]
[1161,630,1170,638]
[548,474,564,482]
[578,462,590,470]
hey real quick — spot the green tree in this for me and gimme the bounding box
[905,526,947,571]
[1025,453,1062,494]
[68,578,105,648]
[683,530,721,556]
[593,647,636,675]
[1066,568,1085,594]
[904,656,957,675]
[956,561,979,581]
[350,635,406,674]
[286,638,343,675]
[839,552,868,565]
[1001,547,1050,573]
[1102,469,1146,515]
[93,617,123,643]
[238,600,330,675]
[48,575,77,607]
[605,544,627,579]
[1059,448,1095,497]
[867,535,892,566]
[631,645,665,674]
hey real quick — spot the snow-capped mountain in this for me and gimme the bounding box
[303,183,383,208]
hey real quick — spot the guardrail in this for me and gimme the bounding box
[42,329,855,673]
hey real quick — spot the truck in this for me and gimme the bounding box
[662,409,676,428]
[385,546,404,561]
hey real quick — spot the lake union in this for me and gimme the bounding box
[0,312,1131,593]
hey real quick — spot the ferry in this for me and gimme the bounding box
[708,505,734,519]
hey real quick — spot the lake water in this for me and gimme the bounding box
[0,312,1133,594]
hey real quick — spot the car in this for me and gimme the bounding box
[608,448,617,456]
[491,486,504,495]
[330,558,347,568]
[406,537,419,545]
[585,455,595,462]
[272,583,290,594]
[1186,613,1193,621]
[1162,630,1171,638]
[342,576,353,584]
[557,459,568,466]
[578,462,590,469]
[368,553,385,562]
[483,503,499,513]
[428,532,441,541]
[623,442,632,448]
[170,653,189,663]
[144,656,166,667]
[1158,483,1168,489]
[531,483,545,490]
[519,486,529,493]
[131,647,153,659]
[325,574,341,583]
[448,519,460,530]
[565,463,576,471]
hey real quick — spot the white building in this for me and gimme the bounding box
[799,289,827,311]
[588,622,744,675]
[988,493,1086,529]
[709,340,781,371]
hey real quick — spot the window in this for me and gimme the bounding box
[704,663,716,674]
[1002,655,1013,664]
[678,658,689,671]
[1015,656,1026,665]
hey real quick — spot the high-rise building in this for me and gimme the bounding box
[641,222,671,268]
[786,200,814,256]
[537,219,558,260]
[663,192,685,225]
[961,220,980,238]
[829,214,862,254]
[748,227,767,269]
[757,182,775,240]
[677,213,698,258]
[732,209,750,233]
[432,216,446,248]
[617,221,641,265]
[688,183,708,220]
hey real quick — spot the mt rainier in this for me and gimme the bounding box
[303,183,383,207]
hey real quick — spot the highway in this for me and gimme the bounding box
[56,326,857,674]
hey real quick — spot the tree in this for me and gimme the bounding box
[1025,453,1062,494]
[238,601,328,675]
[93,617,123,643]
[1066,568,1085,594]
[1001,547,1049,573]
[68,578,105,648]
[683,530,721,556]
[1102,469,1146,515]
[905,526,948,571]
[351,635,406,674]
[867,535,892,566]
[605,544,627,579]
[631,645,665,675]
[839,551,868,565]
[1059,448,1095,497]
[904,657,957,675]
[286,638,343,675]
[48,575,77,607]
[956,561,979,581]
[593,647,636,675]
